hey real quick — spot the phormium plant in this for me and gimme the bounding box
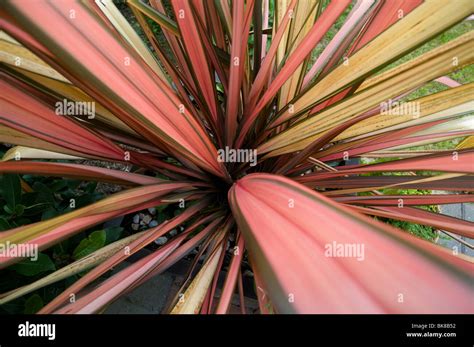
[0,0,473,313]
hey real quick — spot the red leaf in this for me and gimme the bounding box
[237,0,352,147]
[229,174,472,313]
[1,0,227,178]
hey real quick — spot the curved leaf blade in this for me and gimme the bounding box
[229,174,472,313]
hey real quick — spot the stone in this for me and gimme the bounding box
[437,203,474,257]
[104,268,175,314]
[142,215,152,224]
[155,236,168,246]
[132,214,139,224]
